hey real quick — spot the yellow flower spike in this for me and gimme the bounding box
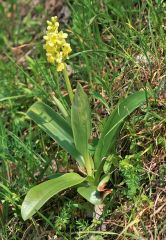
[43,16,72,71]
[43,16,74,103]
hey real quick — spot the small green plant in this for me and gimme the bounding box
[54,201,74,235]
[21,16,149,221]
[119,154,143,198]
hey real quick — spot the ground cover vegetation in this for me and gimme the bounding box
[0,0,165,239]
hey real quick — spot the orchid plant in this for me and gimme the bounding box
[21,17,149,220]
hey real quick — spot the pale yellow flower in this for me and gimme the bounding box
[43,16,72,72]
[57,62,65,72]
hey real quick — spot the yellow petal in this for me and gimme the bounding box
[57,62,65,72]
[47,55,55,63]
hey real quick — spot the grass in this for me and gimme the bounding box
[0,0,165,239]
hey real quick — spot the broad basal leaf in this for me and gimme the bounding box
[77,185,103,205]
[94,91,148,168]
[21,173,85,220]
[27,101,85,168]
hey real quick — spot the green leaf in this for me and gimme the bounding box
[71,84,91,159]
[77,185,103,205]
[21,173,85,220]
[27,101,85,168]
[94,91,148,168]
[71,84,93,175]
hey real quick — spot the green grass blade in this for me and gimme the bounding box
[27,101,85,168]
[94,91,148,168]
[71,84,93,175]
[21,173,85,220]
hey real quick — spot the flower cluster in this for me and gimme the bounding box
[43,16,72,72]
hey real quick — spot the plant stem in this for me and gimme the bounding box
[63,64,74,103]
